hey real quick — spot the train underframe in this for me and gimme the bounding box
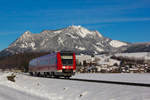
[29,69,75,78]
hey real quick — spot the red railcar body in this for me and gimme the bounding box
[29,51,76,78]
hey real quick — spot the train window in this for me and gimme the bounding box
[61,59,73,65]
[29,59,37,67]
[39,58,49,66]
[50,55,56,65]
[61,56,73,59]
[49,57,52,65]
[60,52,73,65]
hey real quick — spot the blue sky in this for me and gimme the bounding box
[0,0,150,51]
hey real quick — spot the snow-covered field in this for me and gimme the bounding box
[76,54,120,66]
[115,52,150,60]
[0,72,150,100]
[95,55,120,66]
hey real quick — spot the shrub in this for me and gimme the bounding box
[7,73,16,82]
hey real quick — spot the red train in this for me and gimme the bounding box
[29,51,76,78]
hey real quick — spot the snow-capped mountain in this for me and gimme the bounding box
[0,25,128,57]
[109,40,127,48]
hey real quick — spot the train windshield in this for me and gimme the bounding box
[60,52,73,65]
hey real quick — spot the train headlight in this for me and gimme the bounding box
[62,66,66,69]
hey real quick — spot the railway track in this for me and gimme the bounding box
[27,74,150,87]
[59,78,150,87]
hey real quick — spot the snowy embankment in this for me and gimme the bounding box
[73,73,150,84]
[0,72,150,100]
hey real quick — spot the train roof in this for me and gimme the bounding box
[29,51,75,62]
[60,50,74,53]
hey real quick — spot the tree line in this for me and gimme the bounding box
[0,52,50,72]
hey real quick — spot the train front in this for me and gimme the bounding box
[57,51,76,77]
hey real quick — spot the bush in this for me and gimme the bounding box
[7,73,16,82]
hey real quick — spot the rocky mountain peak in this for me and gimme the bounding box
[0,25,129,57]
[65,25,103,38]
[68,25,82,29]
[37,25,103,39]
[23,30,31,35]
[19,31,32,40]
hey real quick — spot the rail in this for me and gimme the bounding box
[58,78,150,87]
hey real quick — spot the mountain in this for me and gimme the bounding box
[0,25,128,57]
[123,42,150,53]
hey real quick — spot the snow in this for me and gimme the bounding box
[96,55,120,66]
[20,43,27,48]
[69,25,103,38]
[0,85,46,100]
[65,33,78,39]
[77,47,86,50]
[23,31,31,36]
[0,72,150,100]
[94,31,103,38]
[76,55,92,65]
[109,40,127,48]
[30,42,35,48]
[96,42,102,46]
[20,42,36,49]
[115,52,150,60]
[76,54,120,66]
[57,37,64,46]
[20,31,32,40]
[53,30,62,33]
[77,28,90,38]
[93,45,104,52]
[73,73,150,84]
[70,25,82,29]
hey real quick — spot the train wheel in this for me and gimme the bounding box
[65,76,70,79]
[36,72,41,77]
[51,72,55,78]
[47,72,51,77]
[34,72,38,77]
[48,72,52,78]
[44,72,47,78]
[29,72,33,76]
[54,75,60,78]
